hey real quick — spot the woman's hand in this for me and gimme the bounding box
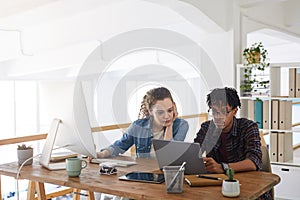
[172,102,178,122]
[97,151,109,158]
[87,150,110,163]
[166,102,178,128]
[163,102,178,140]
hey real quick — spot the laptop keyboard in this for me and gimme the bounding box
[91,158,136,167]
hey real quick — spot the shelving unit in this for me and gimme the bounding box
[236,62,300,199]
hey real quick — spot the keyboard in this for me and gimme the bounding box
[40,161,66,170]
[48,162,66,170]
[91,158,137,167]
[50,152,78,162]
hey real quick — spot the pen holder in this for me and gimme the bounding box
[163,166,185,193]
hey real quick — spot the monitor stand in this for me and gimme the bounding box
[39,119,67,170]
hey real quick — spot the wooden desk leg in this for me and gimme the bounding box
[27,180,36,200]
[0,175,2,200]
[35,182,46,200]
[87,191,95,200]
[72,189,94,200]
[73,188,81,200]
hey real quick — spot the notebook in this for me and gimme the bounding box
[152,139,207,175]
[184,174,227,187]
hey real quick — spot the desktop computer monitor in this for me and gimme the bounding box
[39,81,97,170]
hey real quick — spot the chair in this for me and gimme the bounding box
[259,131,273,198]
[260,131,271,173]
[261,145,272,173]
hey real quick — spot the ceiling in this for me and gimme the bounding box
[0,0,55,18]
[0,0,300,79]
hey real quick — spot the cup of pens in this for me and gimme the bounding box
[163,162,186,193]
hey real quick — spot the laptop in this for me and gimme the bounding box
[152,139,207,175]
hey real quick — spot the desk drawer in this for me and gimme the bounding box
[272,164,300,199]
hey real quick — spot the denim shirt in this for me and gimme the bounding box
[103,117,189,158]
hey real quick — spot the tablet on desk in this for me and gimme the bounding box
[119,172,165,184]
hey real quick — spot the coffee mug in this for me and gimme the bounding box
[66,158,87,177]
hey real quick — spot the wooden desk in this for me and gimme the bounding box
[0,158,280,200]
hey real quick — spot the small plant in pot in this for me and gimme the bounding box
[222,168,240,197]
[241,42,270,96]
[17,144,33,166]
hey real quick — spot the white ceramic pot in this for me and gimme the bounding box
[222,179,240,197]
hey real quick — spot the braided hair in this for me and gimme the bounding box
[138,87,174,119]
[206,87,241,109]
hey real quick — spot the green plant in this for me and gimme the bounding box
[240,42,270,95]
[226,168,235,181]
[17,144,33,150]
[243,42,269,67]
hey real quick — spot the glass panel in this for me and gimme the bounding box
[0,81,15,139]
[15,81,38,136]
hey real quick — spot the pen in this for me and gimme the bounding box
[197,175,222,181]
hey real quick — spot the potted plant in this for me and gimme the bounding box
[240,42,270,96]
[222,168,240,197]
[17,144,33,166]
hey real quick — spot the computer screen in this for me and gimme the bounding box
[39,80,97,158]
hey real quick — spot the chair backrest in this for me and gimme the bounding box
[261,145,272,172]
[260,131,274,198]
[259,131,271,173]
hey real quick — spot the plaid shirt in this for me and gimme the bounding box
[194,117,262,168]
[194,117,272,199]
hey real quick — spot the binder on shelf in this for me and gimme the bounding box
[271,100,279,130]
[277,132,293,162]
[289,68,296,97]
[247,99,255,121]
[279,100,286,130]
[240,99,249,118]
[270,132,278,162]
[279,100,293,130]
[270,67,281,97]
[262,100,269,129]
[254,100,263,129]
[296,68,300,97]
[285,101,292,130]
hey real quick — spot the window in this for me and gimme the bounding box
[0,81,15,139]
[15,81,38,136]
